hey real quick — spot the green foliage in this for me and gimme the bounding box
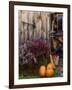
[19,74,40,79]
[54,68,59,77]
[37,55,48,66]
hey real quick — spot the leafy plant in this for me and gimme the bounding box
[19,39,50,65]
[19,39,50,78]
[19,42,37,65]
[29,39,50,58]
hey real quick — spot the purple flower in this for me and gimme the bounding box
[19,39,50,65]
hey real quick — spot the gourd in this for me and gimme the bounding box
[39,55,55,77]
[46,68,54,77]
[47,55,55,69]
[46,55,55,77]
[39,65,46,77]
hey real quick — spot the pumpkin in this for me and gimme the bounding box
[39,65,46,77]
[46,55,55,77]
[47,54,55,69]
[46,68,54,77]
[47,63,55,69]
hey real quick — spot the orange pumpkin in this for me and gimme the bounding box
[47,54,55,69]
[46,68,54,77]
[47,63,55,69]
[39,65,46,77]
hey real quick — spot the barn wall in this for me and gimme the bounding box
[18,10,51,42]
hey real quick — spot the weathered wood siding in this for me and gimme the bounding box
[18,11,51,42]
